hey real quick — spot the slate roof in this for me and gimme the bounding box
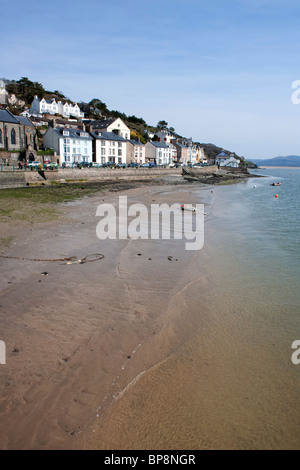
[54,127,92,140]
[15,116,34,127]
[127,139,144,146]
[0,109,19,124]
[173,141,189,149]
[89,118,116,129]
[216,151,229,158]
[90,131,127,142]
[148,141,169,148]
[0,109,35,127]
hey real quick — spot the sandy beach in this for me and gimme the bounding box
[0,176,299,450]
[0,179,209,449]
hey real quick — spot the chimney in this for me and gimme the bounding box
[86,125,93,133]
[49,118,56,128]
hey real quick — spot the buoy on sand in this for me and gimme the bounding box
[181,204,196,212]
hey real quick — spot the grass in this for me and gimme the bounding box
[0,236,14,249]
[0,182,107,225]
[0,177,177,226]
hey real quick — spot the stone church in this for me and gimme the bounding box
[0,109,39,163]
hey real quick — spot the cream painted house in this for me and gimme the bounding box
[126,139,146,164]
[91,130,127,165]
[88,117,130,140]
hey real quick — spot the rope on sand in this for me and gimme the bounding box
[0,254,105,264]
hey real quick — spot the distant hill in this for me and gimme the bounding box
[251,155,300,167]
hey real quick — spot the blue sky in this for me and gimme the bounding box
[2,0,300,159]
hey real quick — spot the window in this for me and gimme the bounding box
[11,128,16,145]
[101,141,105,146]
[118,142,122,148]
[0,129,2,144]
[118,149,122,156]
[101,148,106,155]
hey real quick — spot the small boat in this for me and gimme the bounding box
[181,204,196,212]
[270,182,281,186]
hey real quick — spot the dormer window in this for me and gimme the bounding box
[63,130,69,136]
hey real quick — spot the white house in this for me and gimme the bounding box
[126,139,146,164]
[43,126,92,165]
[91,130,127,165]
[155,129,176,144]
[57,102,83,118]
[31,96,84,119]
[145,141,176,165]
[88,117,130,140]
[216,151,240,168]
[188,143,198,164]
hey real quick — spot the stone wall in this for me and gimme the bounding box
[0,166,219,189]
[0,167,182,188]
[0,171,26,189]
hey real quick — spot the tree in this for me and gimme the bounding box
[169,127,175,134]
[157,120,168,130]
[89,98,108,114]
[53,90,66,99]
[13,77,45,103]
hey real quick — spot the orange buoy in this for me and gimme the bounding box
[275,194,278,198]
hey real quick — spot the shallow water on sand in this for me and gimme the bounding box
[87,170,300,450]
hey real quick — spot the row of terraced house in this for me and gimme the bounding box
[42,117,207,167]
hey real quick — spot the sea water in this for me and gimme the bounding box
[90,169,300,450]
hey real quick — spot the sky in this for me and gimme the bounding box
[1,0,300,159]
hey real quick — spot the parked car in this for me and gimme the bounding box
[102,162,115,168]
[140,163,150,168]
[44,162,58,169]
[115,163,127,168]
[26,161,42,168]
[91,163,101,168]
[77,162,92,168]
[128,162,139,168]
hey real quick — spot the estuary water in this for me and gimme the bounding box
[88,168,300,450]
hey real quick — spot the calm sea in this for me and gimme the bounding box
[90,168,300,450]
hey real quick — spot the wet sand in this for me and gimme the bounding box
[0,180,299,450]
[0,182,208,449]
